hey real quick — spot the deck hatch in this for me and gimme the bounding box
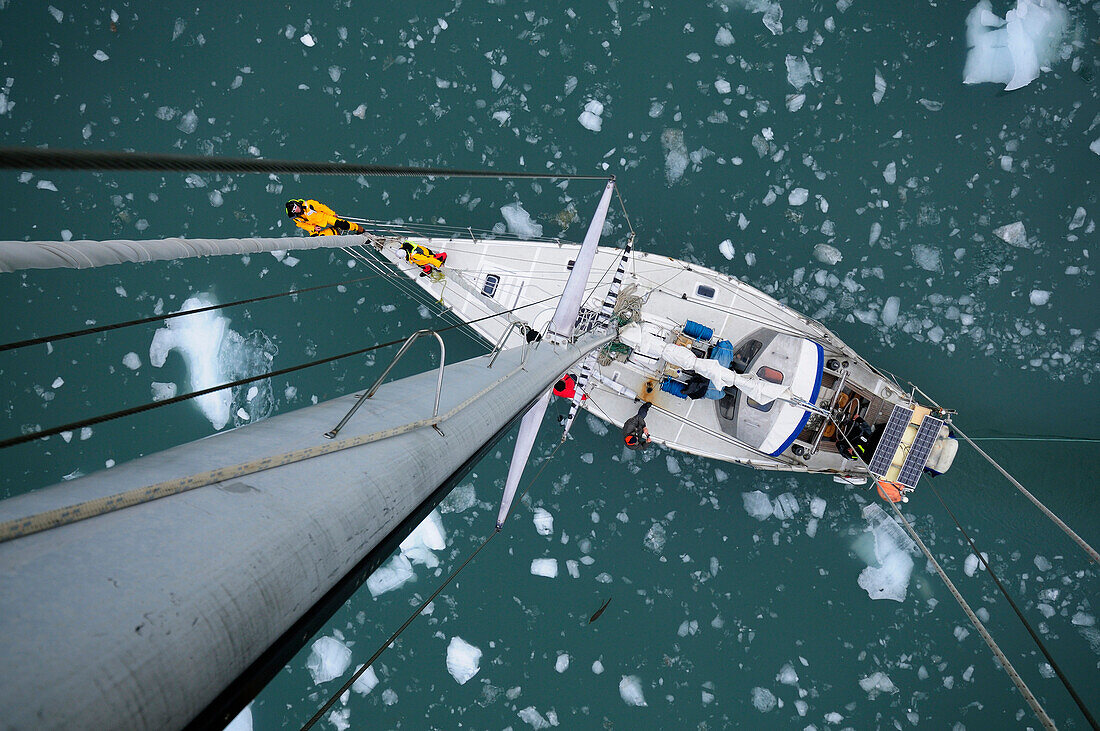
[867,404,914,477]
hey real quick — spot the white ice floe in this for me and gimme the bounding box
[777,663,799,686]
[714,79,731,94]
[37,180,58,192]
[742,491,773,521]
[772,493,799,520]
[491,69,505,90]
[1069,207,1086,230]
[963,0,1069,91]
[366,554,416,596]
[619,675,647,706]
[788,187,809,206]
[533,508,554,536]
[300,33,316,47]
[592,660,605,674]
[786,93,805,112]
[912,244,941,272]
[1029,289,1050,306]
[1034,554,1052,571]
[813,243,842,265]
[883,161,897,185]
[555,653,570,672]
[963,552,989,576]
[993,221,1027,246]
[400,510,447,567]
[718,239,735,260]
[715,27,734,46]
[1091,138,1100,156]
[530,558,559,578]
[149,296,231,429]
[751,686,776,712]
[518,707,551,729]
[857,504,917,602]
[643,523,667,553]
[881,296,901,327]
[500,202,544,238]
[93,50,109,62]
[810,497,827,519]
[351,665,379,695]
[661,129,689,184]
[122,352,141,370]
[873,69,886,105]
[785,55,813,91]
[48,5,64,22]
[151,382,177,401]
[446,636,482,684]
[306,636,352,684]
[578,99,604,132]
[859,671,898,699]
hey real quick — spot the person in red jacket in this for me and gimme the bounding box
[552,374,585,400]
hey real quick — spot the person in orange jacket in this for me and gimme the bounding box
[285,199,364,236]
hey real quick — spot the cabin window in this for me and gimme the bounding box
[695,284,716,299]
[482,274,500,298]
[747,365,784,412]
[731,339,763,374]
[567,259,575,270]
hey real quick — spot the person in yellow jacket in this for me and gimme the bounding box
[285,199,364,236]
[400,241,448,276]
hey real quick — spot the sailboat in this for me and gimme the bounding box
[350,190,959,498]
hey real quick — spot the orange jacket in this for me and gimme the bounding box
[289,199,341,235]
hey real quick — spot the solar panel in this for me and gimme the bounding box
[896,415,945,488]
[867,404,914,477]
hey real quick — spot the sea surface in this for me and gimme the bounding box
[1,1,1098,729]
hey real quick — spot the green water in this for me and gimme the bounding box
[1,1,1098,728]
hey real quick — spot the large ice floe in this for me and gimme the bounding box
[963,0,1070,91]
[445,636,482,684]
[366,510,447,596]
[855,504,918,602]
[306,636,352,684]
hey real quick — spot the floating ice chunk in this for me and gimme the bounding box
[714,78,731,95]
[873,69,886,104]
[381,688,397,705]
[1091,138,1100,156]
[178,109,198,134]
[806,519,819,538]
[366,554,416,596]
[1029,289,1050,306]
[592,660,605,674]
[912,244,941,272]
[810,497,826,518]
[37,180,58,192]
[715,27,734,46]
[1069,207,1086,230]
[555,653,570,672]
[491,69,505,90]
[533,508,554,536]
[619,675,647,706]
[566,559,579,578]
[518,707,550,729]
[785,55,813,91]
[1072,612,1096,627]
[677,619,699,637]
[661,129,689,184]
[882,296,901,327]
[777,663,799,685]
[492,110,511,126]
[306,636,352,684]
[151,382,178,401]
[751,686,776,712]
[993,221,1027,246]
[857,504,916,602]
[209,190,224,207]
[883,162,897,185]
[300,33,316,47]
[400,510,446,566]
[963,554,990,576]
[1033,554,1052,571]
[918,98,943,111]
[93,50,110,62]
[530,558,559,578]
[328,66,342,82]
[578,110,602,132]
[869,221,882,247]
[772,493,799,520]
[666,455,681,474]
[644,523,666,553]
[788,188,809,206]
[859,671,898,699]
[963,0,1069,90]
[351,665,379,695]
[719,239,735,260]
[742,491,773,521]
[351,104,367,119]
[500,202,543,238]
[446,637,482,684]
[825,712,844,724]
[813,243,842,265]
[149,296,231,429]
[48,5,64,22]
[785,93,805,112]
[51,377,65,389]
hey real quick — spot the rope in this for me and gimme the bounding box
[300,440,566,730]
[0,147,612,181]
[0,293,563,451]
[614,183,636,239]
[952,424,1099,565]
[884,500,1057,730]
[925,481,1099,729]
[0,274,382,353]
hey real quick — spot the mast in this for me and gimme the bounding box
[0,331,610,730]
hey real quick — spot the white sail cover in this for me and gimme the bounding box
[496,180,616,529]
[547,180,616,339]
[662,343,803,406]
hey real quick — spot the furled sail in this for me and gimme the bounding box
[495,180,616,529]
